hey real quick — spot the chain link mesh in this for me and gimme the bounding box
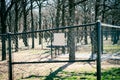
[10,25,97,80]
[0,23,120,80]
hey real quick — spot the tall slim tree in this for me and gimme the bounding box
[22,0,29,46]
[14,1,19,52]
[91,0,101,55]
[31,0,34,48]
[0,0,14,60]
[61,0,65,27]
[68,0,75,60]
[38,2,42,45]
[1,0,6,60]
[61,0,66,54]
[83,2,88,44]
[55,0,61,28]
[36,0,45,45]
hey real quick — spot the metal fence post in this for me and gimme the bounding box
[8,33,13,80]
[96,20,101,80]
[32,31,35,48]
[51,32,53,59]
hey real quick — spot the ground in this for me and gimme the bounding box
[0,48,120,80]
[0,37,120,80]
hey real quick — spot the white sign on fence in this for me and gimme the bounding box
[52,33,66,46]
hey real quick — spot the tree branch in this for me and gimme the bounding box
[65,0,88,8]
[4,0,15,19]
[74,0,88,6]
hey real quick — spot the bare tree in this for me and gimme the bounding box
[14,1,19,52]
[0,0,14,60]
[22,0,29,46]
[55,0,61,28]
[31,0,35,48]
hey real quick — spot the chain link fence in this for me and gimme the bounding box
[11,26,97,80]
[102,23,120,64]
[101,23,120,80]
[0,34,9,80]
[0,22,120,80]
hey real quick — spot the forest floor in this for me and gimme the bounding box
[0,38,120,80]
[0,48,120,80]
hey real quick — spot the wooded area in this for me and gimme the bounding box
[0,0,120,61]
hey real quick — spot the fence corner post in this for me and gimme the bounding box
[96,20,101,80]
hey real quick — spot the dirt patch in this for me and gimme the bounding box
[0,61,8,80]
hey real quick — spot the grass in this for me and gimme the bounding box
[104,45,120,53]
[102,67,120,80]
[19,67,120,80]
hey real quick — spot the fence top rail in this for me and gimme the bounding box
[0,34,7,36]
[101,23,120,28]
[0,22,96,36]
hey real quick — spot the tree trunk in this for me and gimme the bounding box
[14,2,19,52]
[55,0,60,28]
[62,0,65,27]
[101,0,106,53]
[84,26,88,44]
[31,0,34,48]
[83,2,88,45]
[1,0,14,60]
[38,3,42,45]
[92,0,100,54]
[22,0,29,47]
[68,0,75,60]
[61,0,66,54]
[111,21,119,44]
[54,0,61,56]
[1,0,7,60]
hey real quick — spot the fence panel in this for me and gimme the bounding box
[8,23,97,80]
[0,34,9,80]
[1,22,120,80]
